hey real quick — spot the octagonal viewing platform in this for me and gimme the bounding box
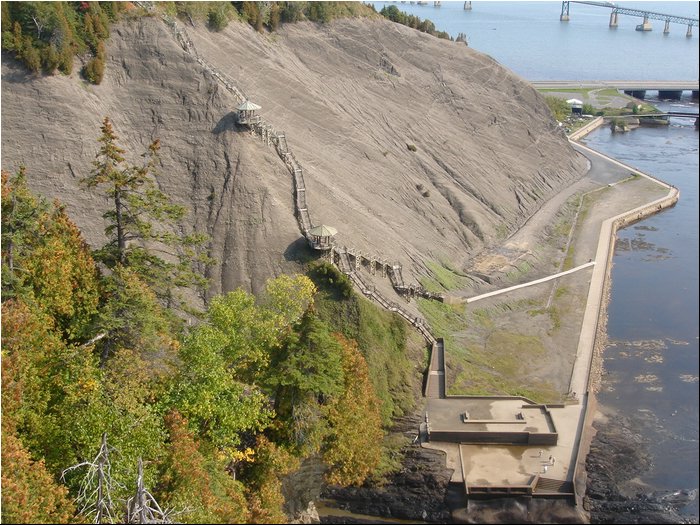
[307,224,337,250]
[236,100,262,126]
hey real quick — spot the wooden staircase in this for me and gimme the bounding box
[151,5,444,347]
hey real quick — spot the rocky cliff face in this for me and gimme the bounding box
[1,16,586,297]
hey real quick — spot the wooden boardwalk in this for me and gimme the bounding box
[144,2,443,375]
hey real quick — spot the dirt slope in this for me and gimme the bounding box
[1,16,586,297]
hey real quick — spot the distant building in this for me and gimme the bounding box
[567,98,583,116]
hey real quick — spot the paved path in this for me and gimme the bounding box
[465,261,596,304]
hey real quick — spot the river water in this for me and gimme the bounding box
[372,1,699,80]
[581,102,699,519]
[365,1,700,522]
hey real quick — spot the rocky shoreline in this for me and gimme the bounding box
[584,415,698,524]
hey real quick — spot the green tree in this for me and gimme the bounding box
[1,1,119,82]
[208,2,236,31]
[84,117,208,304]
[266,312,344,451]
[95,264,180,366]
[1,167,48,298]
[166,322,273,456]
[544,96,571,122]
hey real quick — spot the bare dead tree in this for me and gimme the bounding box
[124,458,173,524]
[63,436,177,524]
[31,15,44,39]
[62,433,121,524]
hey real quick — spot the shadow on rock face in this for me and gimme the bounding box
[212,111,238,135]
[284,236,319,264]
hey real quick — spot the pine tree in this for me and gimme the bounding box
[83,117,209,305]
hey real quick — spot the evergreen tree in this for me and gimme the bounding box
[83,117,209,305]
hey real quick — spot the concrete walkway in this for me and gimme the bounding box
[465,261,596,304]
[423,135,679,502]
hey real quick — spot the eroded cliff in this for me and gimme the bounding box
[1,15,587,298]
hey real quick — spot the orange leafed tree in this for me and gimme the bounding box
[1,433,75,524]
[323,334,384,486]
[157,411,251,524]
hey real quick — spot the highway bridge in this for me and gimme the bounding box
[531,80,699,101]
[560,1,698,36]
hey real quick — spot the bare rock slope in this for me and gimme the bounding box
[1,16,586,297]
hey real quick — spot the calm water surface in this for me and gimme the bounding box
[372,1,699,80]
[582,102,699,518]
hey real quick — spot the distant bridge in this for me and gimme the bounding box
[560,1,699,36]
[531,80,699,101]
[630,112,699,119]
[532,80,699,91]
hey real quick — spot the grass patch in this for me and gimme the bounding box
[505,260,533,280]
[447,332,562,403]
[554,286,569,300]
[370,433,411,484]
[471,308,495,330]
[424,260,469,291]
[420,298,564,403]
[417,298,465,343]
[496,222,510,240]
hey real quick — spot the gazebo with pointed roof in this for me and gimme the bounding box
[307,224,337,250]
[236,100,261,125]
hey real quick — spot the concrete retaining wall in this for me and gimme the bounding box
[570,171,679,505]
[430,430,557,446]
[568,117,605,141]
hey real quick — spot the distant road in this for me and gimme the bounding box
[531,80,699,91]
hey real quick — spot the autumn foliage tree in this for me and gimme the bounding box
[157,411,250,524]
[323,335,383,486]
[1,433,75,524]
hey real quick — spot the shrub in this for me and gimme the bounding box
[308,261,353,299]
[83,55,105,84]
[208,3,234,31]
[544,96,571,122]
[407,143,417,152]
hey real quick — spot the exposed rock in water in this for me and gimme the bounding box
[585,416,697,524]
[290,501,322,525]
[1,16,586,297]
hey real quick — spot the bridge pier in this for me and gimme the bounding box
[692,91,699,101]
[464,1,472,10]
[560,1,569,21]
[624,90,646,100]
[609,11,618,28]
[636,15,652,31]
[658,90,682,100]
[663,19,670,34]
[687,24,693,37]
